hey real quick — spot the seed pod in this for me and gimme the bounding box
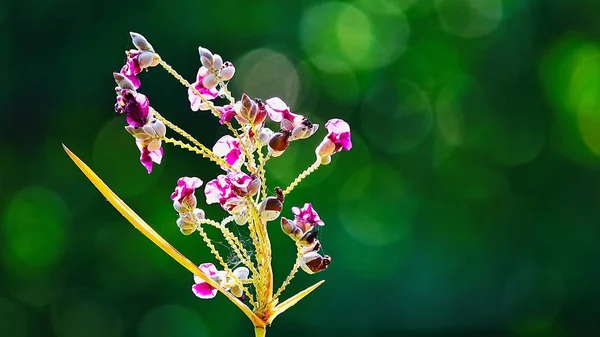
[269,130,291,152]
[299,252,331,274]
[259,197,282,221]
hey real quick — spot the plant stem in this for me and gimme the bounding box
[254,327,266,337]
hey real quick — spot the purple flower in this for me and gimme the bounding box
[188,67,220,111]
[265,97,318,141]
[120,49,156,89]
[216,104,236,124]
[171,177,203,213]
[316,118,352,160]
[192,263,219,299]
[137,139,163,174]
[265,97,303,126]
[227,172,254,196]
[115,89,150,128]
[325,119,352,151]
[292,203,325,232]
[204,174,245,214]
[213,135,244,169]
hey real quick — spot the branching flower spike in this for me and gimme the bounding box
[64,32,352,337]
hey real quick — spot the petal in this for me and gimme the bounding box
[192,282,218,299]
[233,267,250,280]
[265,97,288,122]
[199,263,218,277]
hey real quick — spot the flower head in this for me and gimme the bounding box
[292,203,324,231]
[265,97,319,142]
[115,89,150,128]
[192,263,219,299]
[171,177,203,213]
[204,174,245,215]
[189,66,220,111]
[315,118,352,161]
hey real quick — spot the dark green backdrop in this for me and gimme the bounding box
[2,0,600,336]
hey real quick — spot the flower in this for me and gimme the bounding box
[315,118,352,161]
[120,49,158,89]
[191,264,250,300]
[192,263,219,299]
[137,139,163,174]
[115,89,150,128]
[265,97,301,125]
[171,177,203,213]
[292,203,324,231]
[216,104,236,124]
[265,97,318,141]
[213,135,244,168]
[188,66,220,111]
[204,174,245,214]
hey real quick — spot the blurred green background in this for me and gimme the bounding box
[2,0,600,336]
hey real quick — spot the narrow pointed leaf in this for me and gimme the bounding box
[63,145,265,328]
[266,280,325,325]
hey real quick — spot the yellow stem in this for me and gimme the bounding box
[157,57,254,174]
[162,137,231,170]
[282,160,321,195]
[62,145,265,328]
[254,327,266,337]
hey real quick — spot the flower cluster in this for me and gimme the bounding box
[192,263,250,299]
[108,32,353,333]
[113,33,165,173]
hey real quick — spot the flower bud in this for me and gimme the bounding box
[220,62,235,81]
[247,176,261,197]
[142,119,166,138]
[281,217,296,235]
[259,127,274,147]
[138,51,156,69]
[290,120,319,141]
[254,98,267,125]
[299,252,331,274]
[269,130,291,153]
[199,47,214,68]
[213,54,223,69]
[177,217,197,235]
[202,72,218,89]
[113,72,136,90]
[130,32,154,52]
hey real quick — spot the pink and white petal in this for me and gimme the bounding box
[199,263,218,277]
[192,282,218,299]
[265,97,289,122]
